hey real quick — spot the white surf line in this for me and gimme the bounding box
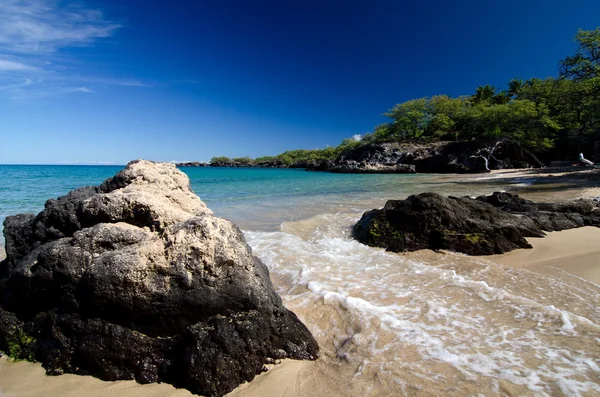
[410,259,600,331]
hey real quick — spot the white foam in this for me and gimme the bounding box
[243,212,600,396]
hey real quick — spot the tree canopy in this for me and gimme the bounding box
[212,27,600,165]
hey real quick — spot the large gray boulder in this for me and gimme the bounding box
[0,160,318,397]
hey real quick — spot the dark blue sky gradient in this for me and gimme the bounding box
[1,0,599,163]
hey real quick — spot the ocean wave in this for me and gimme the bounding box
[243,212,600,396]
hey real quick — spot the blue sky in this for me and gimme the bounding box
[0,0,599,164]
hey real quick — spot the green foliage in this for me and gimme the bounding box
[385,98,429,139]
[507,78,524,98]
[560,27,600,81]
[472,85,497,104]
[7,330,36,362]
[360,27,600,155]
[208,28,599,164]
[254,156,275,163]
[210,156,231,164]
[232,156,253,165]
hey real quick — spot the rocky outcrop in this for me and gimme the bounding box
[210,161,254,167]
[307,160,415,174]
[329,162,415,174]
[353,192,600,255]
[180,139,544,174]
[0,160,318,397]
[309,140,543,174]
[175,161,209,167]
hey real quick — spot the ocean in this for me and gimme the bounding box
[1,164,599,396]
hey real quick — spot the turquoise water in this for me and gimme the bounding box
[0,164,442,237]
[0,164,526,240]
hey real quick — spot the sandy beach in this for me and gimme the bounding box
[1,166,599,397]
[0,356,321,397]
[490,226,600,285]
[2,224,599,397]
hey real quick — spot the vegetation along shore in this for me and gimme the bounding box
[179,28,600,174]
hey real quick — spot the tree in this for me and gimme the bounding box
[559,27,600,82]
[475,100,559,150]
[232,156,253,165]
[210,156,231,164]
[558,27,600,150]
[472,85,497,103]
[363,124,391,143]
[385,98,428,139]
[492,91,511,105]
[507,78,524,98]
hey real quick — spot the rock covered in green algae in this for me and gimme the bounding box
[0,160,318,397]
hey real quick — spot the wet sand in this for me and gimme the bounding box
[483,166,600,202]
[1,167,599,397]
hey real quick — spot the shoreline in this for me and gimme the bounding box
[2,224,599,397]
[484,166,600,201]
[0,166,598,396]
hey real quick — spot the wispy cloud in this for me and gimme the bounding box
[56,160,118,165]
[0,0,120,54]
[0,1,143,100]
[0,59,37,71]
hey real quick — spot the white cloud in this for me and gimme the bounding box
[74,86,93,93]
[352,134,362,141]
[0,1,144,100]
[70,76,148,87]
[0,59,37,71]
[56,160,117,165]
[0,0,120,54]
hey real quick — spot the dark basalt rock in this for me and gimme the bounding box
[353,192,600,255]
[307,160,416,174]
[329,140,543,174]
[175,161,209,167]
[0,160,318,397]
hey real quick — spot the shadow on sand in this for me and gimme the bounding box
[453,166,600,197]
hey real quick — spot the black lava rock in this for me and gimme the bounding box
[0,160,318,397]
[353,192,600,255]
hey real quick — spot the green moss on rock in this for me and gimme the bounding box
[6,330,36,362]
[464,233,487,244]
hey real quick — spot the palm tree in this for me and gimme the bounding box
[507,78,524,98]
[473,85,497,103]
[492,91,511,105]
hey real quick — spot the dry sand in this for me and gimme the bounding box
[0,166,599,397]
[0,357,319,397]
[489,226,600,285]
